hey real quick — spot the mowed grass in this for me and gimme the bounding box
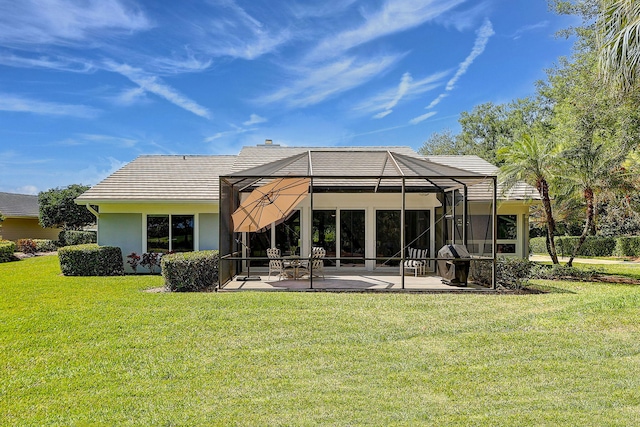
[2,256,640,426]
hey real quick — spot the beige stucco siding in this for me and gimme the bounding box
[0,218,61,242]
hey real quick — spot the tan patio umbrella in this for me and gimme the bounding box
[232,177,310,233]
[232,177,310,280]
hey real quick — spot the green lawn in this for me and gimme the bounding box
[2,256,640,426]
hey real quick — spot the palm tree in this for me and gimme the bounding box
[598,0,640,92]
[559,140,629,266]
[497,134,560,264]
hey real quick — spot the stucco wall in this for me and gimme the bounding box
[0,218,61,242]
[199,213,219,250]
[98,212,143,256]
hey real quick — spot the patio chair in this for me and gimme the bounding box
[301,247,325,279]
[267,248,287,280]
[401,247,428,277]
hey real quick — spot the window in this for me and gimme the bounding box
[376,210,430,266]
[340,210,365,265]
[313,210,336,264]
[147,215,194,253]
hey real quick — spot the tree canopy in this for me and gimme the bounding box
[38,184,95,230]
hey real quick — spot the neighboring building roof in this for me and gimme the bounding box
[424,155,540,201]
[0,192,39,218]
[76,155,237,203]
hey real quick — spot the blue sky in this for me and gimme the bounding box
[0,0,577,195]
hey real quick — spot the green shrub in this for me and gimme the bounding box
[33,239,58,252]
[0,240,16,263]
[58,244,124,276]
[530,236,617,257]
[529,237,547,254]
[161,250,219,292]
[469,257,537,290]
[17,239,37,254]
[59,230,97,246]
[614,236,640,257]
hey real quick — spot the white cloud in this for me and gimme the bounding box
[510,21,549,40]
[353,70,447,118]
[111,86,148,106]
[0,93,99,118]
[436,1,491,31]
[0,53,95,72]
[426,93,448,109]
[243,114,267,126]
[15,185,39,195]
[308,0,465,61]
[409,111,437,124]
[105,61,211,119]
[260,54,403,108]
[416,18,494,119]
[0,0,151,46]
[445,18,494,91]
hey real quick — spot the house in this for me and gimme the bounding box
[0,192,62,242]
[76,143,538,281]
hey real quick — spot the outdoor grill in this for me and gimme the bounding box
[437,244,471,286]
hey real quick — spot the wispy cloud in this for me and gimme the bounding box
[510,21,549,40]
[243,114,267,126]
[261,54,403,108]
[0,93,99,118]
[445,18,494,91]
[105,61,211,119]
[59,133,138,148]
[308,0,466,61]
[410,18,494,124]
[0,0,151,47]
[354,70,448,118]
[409,111,437,125]
[436,1,491,31]
[0,52,95,73]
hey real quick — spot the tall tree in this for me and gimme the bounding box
[39,184,95,230]
[497,134,561,264]
[597,0,640,92]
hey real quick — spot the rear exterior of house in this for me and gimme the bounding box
[0,192,61,242]
[76,144,538,274]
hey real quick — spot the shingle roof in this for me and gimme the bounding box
[0,192,39,218]
[424,155,540,201]
[76,155,236,203]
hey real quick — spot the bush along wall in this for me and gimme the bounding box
[0,240,16,263]
[530,235,639,258]
[58,244,124,276]
[58,230,97,247]
[161,250,219,292]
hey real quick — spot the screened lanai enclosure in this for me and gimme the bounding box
[219,150,498,291]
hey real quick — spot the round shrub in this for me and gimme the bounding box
[161,250,219,292]
[58,244,124,276]
[0,240,16,263]
[17,238,37,254]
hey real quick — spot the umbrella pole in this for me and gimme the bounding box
[238,233,261,281]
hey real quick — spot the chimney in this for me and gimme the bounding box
[265,139,272,145]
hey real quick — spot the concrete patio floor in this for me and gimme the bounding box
[220,269,493,293]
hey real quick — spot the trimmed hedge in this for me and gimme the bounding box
[0,240,16,263]
[59,230,97,246]
[33,239,58,252]
[614,236,640,257]
[531,235,640,258]
[58,244,124,276]
[161,250,219,292]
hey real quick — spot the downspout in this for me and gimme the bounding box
[85,204,99,219]
[85,204,99,243]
